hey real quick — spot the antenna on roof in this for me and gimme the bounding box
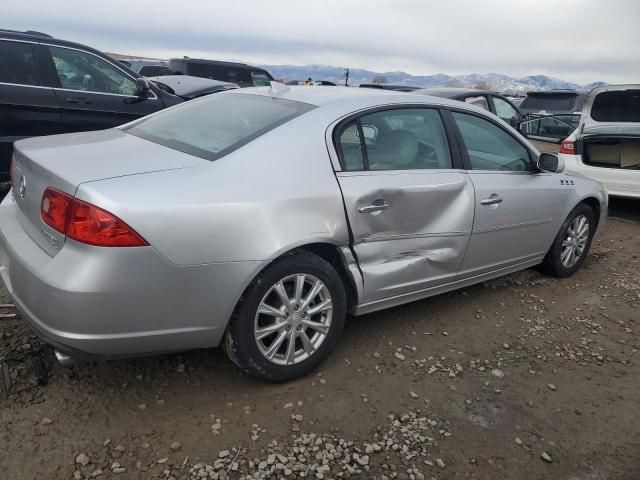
[269,81,290,95]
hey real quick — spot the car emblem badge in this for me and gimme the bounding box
[18,175,27,199]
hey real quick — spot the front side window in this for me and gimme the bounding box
[0,40,37,85]
[49,46,137,95]
[492,97,519,123]
[338,108,452,171]
[452,112,531,171]
[126,93,314,160]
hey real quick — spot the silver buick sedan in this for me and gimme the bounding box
[0,86,607,381]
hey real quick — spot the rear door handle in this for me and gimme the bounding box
[481,194,503,206]
[358,200,390,214]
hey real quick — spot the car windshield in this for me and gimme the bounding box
[521,94,580,113]
[125,93,314,160]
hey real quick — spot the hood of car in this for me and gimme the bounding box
[148,75,238,99]
[581,85,640,136]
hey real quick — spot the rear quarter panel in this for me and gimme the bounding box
[74,111,350,266]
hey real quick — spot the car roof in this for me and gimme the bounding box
[0,28,135,70]
[414,87,496,98]
[231,85,489,113]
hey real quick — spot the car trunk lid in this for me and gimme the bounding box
[11,128,208,256]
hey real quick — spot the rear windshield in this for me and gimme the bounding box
[138,65,172,76]
[591,90,640,122]
[521,94,581,113]
[125,93,314,160]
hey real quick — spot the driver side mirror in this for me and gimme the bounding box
[537,153,564,173]
[136,77,151,97]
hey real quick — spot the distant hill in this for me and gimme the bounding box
[108,52,605,94]
[262,64,606,94]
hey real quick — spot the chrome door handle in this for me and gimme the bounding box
[481,195,503,206]
[358,200,390,214]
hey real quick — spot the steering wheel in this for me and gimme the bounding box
[499,158,530,171]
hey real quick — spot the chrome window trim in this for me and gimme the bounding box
[0,37,37,45]
[41,42,158,100]
[0,81,52,90]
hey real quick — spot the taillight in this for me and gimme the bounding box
[41,188,147,247]
[559,140,575,154]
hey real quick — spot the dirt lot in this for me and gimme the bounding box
[1,197,639,480]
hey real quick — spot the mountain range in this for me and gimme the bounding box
[261,64,606,94]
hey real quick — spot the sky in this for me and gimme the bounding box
[4,0,639,85]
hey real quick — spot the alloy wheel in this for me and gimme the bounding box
[561,214,590,268]
[254,274,333,365]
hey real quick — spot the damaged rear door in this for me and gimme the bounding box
[332,107,474,304]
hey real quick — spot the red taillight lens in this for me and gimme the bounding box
[559,140,575,154]
[40,188,147,247]
[41,188,72,233]
[66,198,147,247]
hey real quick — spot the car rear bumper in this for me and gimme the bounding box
[0,195,262,360]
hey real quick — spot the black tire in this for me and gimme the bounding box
[539,203,596,278]
[225,251,347,381]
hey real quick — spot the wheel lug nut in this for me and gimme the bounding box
[296,325,302,331]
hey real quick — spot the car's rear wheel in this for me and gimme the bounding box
[225,252,346,381]
[540,203,596,277]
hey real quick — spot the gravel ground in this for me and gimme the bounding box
[0,197,639,480]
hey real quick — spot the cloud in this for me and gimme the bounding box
[4,0,639,84]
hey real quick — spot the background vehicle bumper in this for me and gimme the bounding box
[0,197,262,359]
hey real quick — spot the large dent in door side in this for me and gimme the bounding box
[339,173,474,304]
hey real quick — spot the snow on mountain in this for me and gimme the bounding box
[262,64,605,94]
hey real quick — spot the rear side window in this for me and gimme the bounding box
[591,90,640,122]
[0,40,37,85]
[126,93,315,160]
[337,108,452,171]
[452,112,531,171]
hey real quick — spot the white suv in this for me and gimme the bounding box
[558,85,640,199]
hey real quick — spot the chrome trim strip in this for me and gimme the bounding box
[52,86,158,100]
[361,231,470,243]
[0,81,52,90]
[473,218,552,234]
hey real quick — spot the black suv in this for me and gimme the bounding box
[168,58,274,87]
[0,29,186,198]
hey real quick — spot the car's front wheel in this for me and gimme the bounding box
[225,252,347,381]
[540,203,596,278]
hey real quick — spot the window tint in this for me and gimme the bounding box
[126,93,314,161]
[49,46,137,95]
[492,97,518,122]
[464,96,490,111]
[357,109,451,171]
[0,40,37,85]
[452,112,531,171]
[591,90,640,122]
[338,122,365,171]
[519,116,575,140]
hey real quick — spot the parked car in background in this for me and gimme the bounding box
[0,86,606,381]
[559,85,640,198]
[413,87,522,128]
[168,58,274,87]
[359,83,420,92]
[148,75,238,100]
[0,29,222,200]
[126,59,173,77]
[286,80,337,86]
[517,90,585,143]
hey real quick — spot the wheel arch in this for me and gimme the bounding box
[226,241,361,338]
